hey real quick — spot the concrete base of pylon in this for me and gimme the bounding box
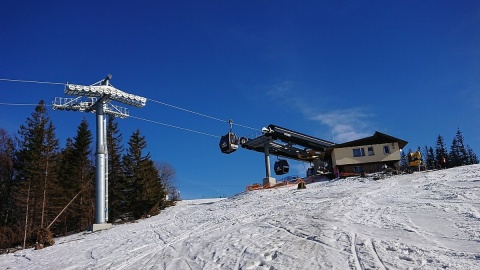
[263,177,276,187]
[90,223,112,232]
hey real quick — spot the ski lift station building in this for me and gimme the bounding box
[226,125,408,184]
[324,131,408,175]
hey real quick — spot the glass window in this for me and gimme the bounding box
[383,145,391,154]
[368,147,374,156]
[353,148,365,157]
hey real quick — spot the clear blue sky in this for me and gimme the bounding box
[1,1,479,199]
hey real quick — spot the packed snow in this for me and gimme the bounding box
[2,165,480,269]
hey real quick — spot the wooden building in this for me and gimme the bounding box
[325,131,408,175]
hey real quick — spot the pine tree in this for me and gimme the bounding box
[14,101,60,244]
[122,129,164,219]
[0,128,15,226]
[106,116,125,222]
[56,118,94,232]
[455,129,469,165]
[449,137,460,167]
[448,129,471,167]
[435,135,448,168]
[466,145,479,164]
[424,146,435,170]
[39,121,60,228]
[54,138,74,234]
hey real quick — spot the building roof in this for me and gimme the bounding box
[326,131,408,154]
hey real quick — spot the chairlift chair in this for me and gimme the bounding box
[219,132,239,154]
[219,120,239,154]
[274,159,290,175]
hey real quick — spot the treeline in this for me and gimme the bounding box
[0,101,178,250]
[400,128,479,170]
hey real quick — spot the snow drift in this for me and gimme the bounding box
[1,165,479,269]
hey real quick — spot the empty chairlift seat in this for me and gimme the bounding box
[274,159,290,175]
[219,132,239,154]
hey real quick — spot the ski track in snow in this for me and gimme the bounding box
[1,165,480,269]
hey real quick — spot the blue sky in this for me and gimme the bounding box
[1,1,479,199]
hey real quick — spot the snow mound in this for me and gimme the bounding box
[2,165,480,269]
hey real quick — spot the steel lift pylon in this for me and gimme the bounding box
[53,75,146,231]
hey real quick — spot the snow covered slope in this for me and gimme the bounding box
[2,165,480,269]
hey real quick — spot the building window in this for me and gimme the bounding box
[383,145,391,154]
[353,148,365,157]
[368,147,374,156]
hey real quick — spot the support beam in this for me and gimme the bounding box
[103,111,109,222]
[263,142,276,186]
[95,101,107,224]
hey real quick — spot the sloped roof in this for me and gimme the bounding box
[326,131,408,153]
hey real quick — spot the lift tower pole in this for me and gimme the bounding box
[263,141,276,187]
[95,78,108,224]
[53,75,146,231]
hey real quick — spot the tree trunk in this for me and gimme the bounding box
[41,160,48,228]
[23,181,31,249]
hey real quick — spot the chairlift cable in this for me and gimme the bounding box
[0,77,260,131]
[231,123,258,131]
[148,98,258,131]
[129,115,220,138]
[0,101,222,139]
[0,102,52,106]
[148,98,227,123]
[0,78,65,85]
[0,101,229,140]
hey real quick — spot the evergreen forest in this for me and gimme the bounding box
[0,101,177,251]
[400,129,479,170]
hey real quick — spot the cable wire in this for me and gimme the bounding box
[148,98,259,131]
[0,78,65,85]
[130,115,220,138]
[148,98,227,123]
[0,101,220,139]
[0,77,260,131]
[0,102,52,106]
